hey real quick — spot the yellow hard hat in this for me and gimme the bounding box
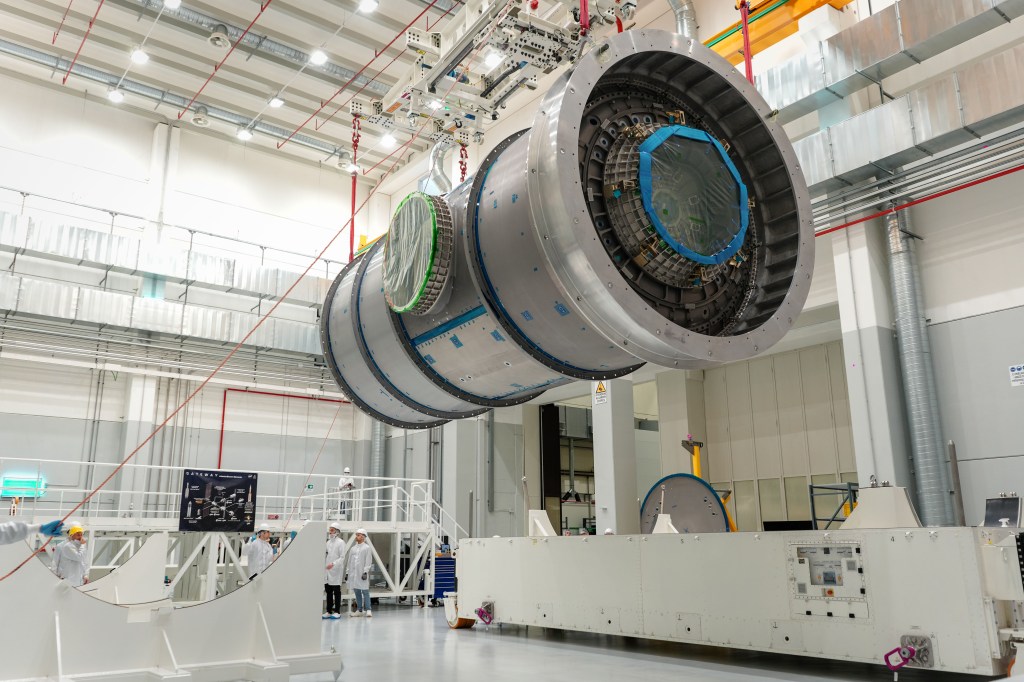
[67,524,84,536]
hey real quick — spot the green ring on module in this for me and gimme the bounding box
[385,191,439,314]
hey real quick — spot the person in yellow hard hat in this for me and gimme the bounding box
[0,519,64,545]
[53,523,90,586]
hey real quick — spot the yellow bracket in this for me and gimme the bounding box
[706,0,855,67]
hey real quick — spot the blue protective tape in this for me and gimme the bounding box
[411,305,487,346]
[637,125,748,266]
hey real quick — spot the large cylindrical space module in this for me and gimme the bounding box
[321,30,814,428]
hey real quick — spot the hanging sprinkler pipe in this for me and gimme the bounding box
[62,0,107,85]
[580,0,590,35]
[739,0,754,84]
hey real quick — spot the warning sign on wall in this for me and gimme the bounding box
[594,381,608,405]
[1011,364,1024,387]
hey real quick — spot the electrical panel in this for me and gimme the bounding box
[788,543,869,620]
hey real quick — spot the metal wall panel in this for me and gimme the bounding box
[755,47,830,116]
[749,357,782,480]
[188,252,234,288]
[829,97,921,181]
[273,318,318,354]
[908,74,972,153]
[232,262,281,298]
[131,297,184,335]
[725,364,756,481]
[774,352,809,477]
[800,346,839,476]
[76,288,132,327]
[182,305,230,342]
[0,212,26,247]
[958,43,1024,136]
[900,0,1006,62]
[703,368,733,483]
[823,4,904,93]
[138,246,186,280]
[0,272,20,311]
[792,131,835,192]
[17,277,78,319]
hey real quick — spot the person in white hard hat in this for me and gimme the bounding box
[324,522,345,619]
[0,519,64,545]
[346,529,373,617]
[337,467,355,520]
[53,523,90,587]
[244,523,275,580]
[603,528,615,535]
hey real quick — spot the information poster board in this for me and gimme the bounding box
[179,469,257,533]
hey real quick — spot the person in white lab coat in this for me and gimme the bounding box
[0,519,64,545]
[244,523,275,580]
[324,522,345,619]
[53,523,90,587]
[337,467,355,519]
[346,529,374,617]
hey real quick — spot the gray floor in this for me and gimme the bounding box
[296,605,993,681]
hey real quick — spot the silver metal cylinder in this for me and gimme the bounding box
[322,30,814,428]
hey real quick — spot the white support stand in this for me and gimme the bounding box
[0,522,342,682]
[528,510,557,537]
[80,532,169,605]
[841,486,923,529]
[651,514,679,534]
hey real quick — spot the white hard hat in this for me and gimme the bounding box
[343,467,351,474]
[355,528,368,537]
[603,528,614,535]
[330,522,343,531]
[257,523,271,533]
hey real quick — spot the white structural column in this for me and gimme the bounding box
[118,374,159,515]
[832,223,913,491]
[592,378,639,534]
[440,417,481,538]
[655,370,706,478]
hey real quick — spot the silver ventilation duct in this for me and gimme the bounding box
[321,31,814,428]
[887,209,954,526]
[666,0,698,38]
[0,39,343,159]
[133,0,392,96]
[418,140,454,195]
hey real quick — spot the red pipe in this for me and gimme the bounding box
[217,388,349,469]
[62,0,106,85]
[580,0,590,35]
[178,0,274,119]
[52,0,78,44]
[815,162,1024,239]
[739,0,754,84]
[277,0,442,150]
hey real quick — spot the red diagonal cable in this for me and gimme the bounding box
[61,0,105,85]
[0,0,517,584]
[283,403,345,531]
[277,0,442,150]
[177,0,274,119]
[52,0,78,44]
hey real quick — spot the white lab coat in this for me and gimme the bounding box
[325,536,345,585]
[244,537,274,578]
[0,521,40,545]
[53,539,90,587]
[346,541,373,590]
[338,476,355,491]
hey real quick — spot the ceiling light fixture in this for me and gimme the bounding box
[269,96,285,108]
[381,133,396,148]
[428,100,443,110]
[346,162,360,174]
[162,0,182,9]
[191,106,211,127]
[130,47,150,65]
[485,51,504,68]
[107,89,125,103]
[236,127,254,141]
[359,0,379,12]
[309,50,328,66]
